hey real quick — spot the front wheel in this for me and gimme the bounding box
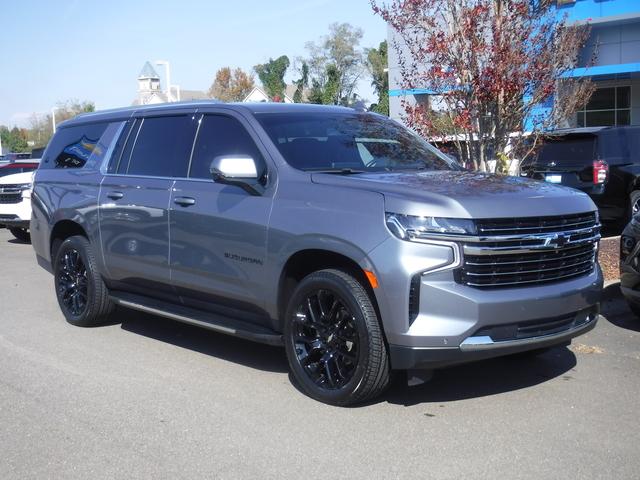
[53,235,114,327]
[9,227,30,243]
[284,269,390,406]
[629,190,640,221]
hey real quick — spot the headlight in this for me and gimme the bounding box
[386,212,476,240]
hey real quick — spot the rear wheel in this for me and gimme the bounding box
[9,227,30,243]
[284,269,390,406]
[54,235,114,327]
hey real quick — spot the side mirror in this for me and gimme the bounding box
[209,155,264,195]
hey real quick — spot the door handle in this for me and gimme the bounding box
[174,196,196,207]
[107,191,124,200]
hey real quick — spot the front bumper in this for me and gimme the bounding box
[0,196,31,229]
[389,306,598,369]
[0,215,29,229]
[367,236,603,370]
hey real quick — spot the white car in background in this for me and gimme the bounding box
[0,170,35,242]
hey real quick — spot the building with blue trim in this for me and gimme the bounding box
[388,0,640,129]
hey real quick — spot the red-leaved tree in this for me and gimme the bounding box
[372,0,594,172]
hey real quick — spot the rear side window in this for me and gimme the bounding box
[126,116,196,177]
[189,115,264,179]
[42,122,112,169]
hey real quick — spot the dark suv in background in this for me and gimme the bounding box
[521,126,640,229]
[31,102,602,405]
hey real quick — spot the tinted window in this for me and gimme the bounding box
[127,116,195,177]
[42,122,110,169]
[114,119,141,174]
[598,129,629,165]
[189,115,264,179]
[255,113,456,172]
[536,137,596,166]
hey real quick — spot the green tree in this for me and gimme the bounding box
[25,99,95,148]
[303,23,364,105]
[0,126,29,153]
[208,67,255,102]
[365,41,389,115]
[28,113,52,148]
[52,99,95,128]
[254,55,290,101]
[293,62,309,103]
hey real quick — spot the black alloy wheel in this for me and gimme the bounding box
[56,248,88,317]
[292,289,359,389]
[632,191,640,216]
[53,235,114,327]
[284,269,390,406]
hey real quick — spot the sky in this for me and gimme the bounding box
[0,0,387,127]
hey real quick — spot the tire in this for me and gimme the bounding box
[9,227,30,243]
[53,235,114,327]
[627,301,640,319]
[629,190,640,221]
[284,269,390,406]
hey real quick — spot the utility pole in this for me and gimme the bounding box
[51,107,58,133]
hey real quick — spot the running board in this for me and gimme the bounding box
[109,292,283,346]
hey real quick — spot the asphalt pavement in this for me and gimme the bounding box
[0,228,638,479]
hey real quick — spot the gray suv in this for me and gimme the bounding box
[31,102,602,405]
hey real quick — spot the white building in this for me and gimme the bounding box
[132,61,208,106]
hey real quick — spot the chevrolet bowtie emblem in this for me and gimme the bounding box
[544,233,569,248]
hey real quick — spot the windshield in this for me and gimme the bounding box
[255,112,458,172]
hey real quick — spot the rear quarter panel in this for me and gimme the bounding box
[31,168,103,268]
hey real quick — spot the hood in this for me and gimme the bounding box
[0,171,34,185]
[311,170,596,218]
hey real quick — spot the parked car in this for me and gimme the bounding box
[520,126,640,228]
[31,102,602,405]
[0,159,40,177]
[0,170,34,242]
[620,216,640,316]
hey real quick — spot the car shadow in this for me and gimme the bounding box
[116,307,288,374]
[6,238,29,244]
[114,307,577,406]
[601,284,640,333]
[379,346,577,407]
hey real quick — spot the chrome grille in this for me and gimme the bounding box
[0,184,22,204]
[459,212,599,288]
